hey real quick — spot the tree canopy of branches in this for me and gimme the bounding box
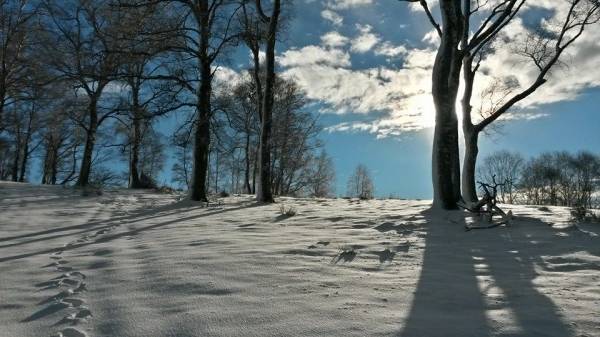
[43,0,125,186]
[403,0,600,209]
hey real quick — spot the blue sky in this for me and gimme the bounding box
[152,0,600,198]
[28,0,599,198]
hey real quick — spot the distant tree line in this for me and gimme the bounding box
[0,0,336,199]
[478,150,600,208]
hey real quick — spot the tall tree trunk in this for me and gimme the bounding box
[431,0,464,209]
[41,144,50,184]
[256,0,280,203]
[248,22,262,196]
[18,140,29,182]
[252,142,258,194]
[461,46,479,203]
[76,98,98,187]
[11,144,20,182]
[214,149,219,193]
[0,84,5,132]
[190,59,212,202]
[189,0,213,202]
[129,85,142,188]
[51,145,59,185]
[461,128,479,203]
[244,131,252,194]
[18,108,34,182]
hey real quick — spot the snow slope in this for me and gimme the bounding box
[1,182,599,337]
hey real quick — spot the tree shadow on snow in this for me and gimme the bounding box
[397,209,591,337]
[0,200,263,263]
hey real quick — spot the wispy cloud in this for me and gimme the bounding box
[283,1,600,139]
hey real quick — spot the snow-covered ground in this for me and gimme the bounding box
[1,181,599,337]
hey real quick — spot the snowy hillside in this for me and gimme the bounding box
[1,182,599,337]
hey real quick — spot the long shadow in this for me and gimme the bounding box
[398,210,578,337]
[0,202,262,263]
[0,198,196,243]
[399,210,492,337]
[0,202,195,249]
[0,197,257,248]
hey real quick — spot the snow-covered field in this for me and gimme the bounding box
[1,182,599,337]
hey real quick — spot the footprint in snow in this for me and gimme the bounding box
[94,229,109,235]
[54,308,92,326]
[42,260,68,268]
[57,266,74,272]
[36,278,80,290]
[52,327,88,337]
[38,289,75,305]
[61,298,86,308]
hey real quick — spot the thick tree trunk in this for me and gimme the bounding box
[462,128,479,203]
[11,145,20,182]
[51,145,59,184]
[18,110,34,182]
[18,140,29,182]
[76,99,98,187]
[431,0,464,209]
[41,145,50,184]
[214,149,219,193]
[188,0,213,202]
[252,144,258,194]
[0,86,5,132]
[256,0,280,203]
[189,59,212,202]
[129,85,142,188]
[244,132,252,194]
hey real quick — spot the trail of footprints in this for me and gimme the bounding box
[30,223,122,337]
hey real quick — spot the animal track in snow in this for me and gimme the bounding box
[36,277,80,290]
[52,327,88,337]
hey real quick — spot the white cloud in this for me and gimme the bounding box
[280,42,437,136]
[422,29,440,46]
[327,0,373,10]
[279,45,351,68]
[321,31,350,48]
[408,0,438,12]
[350,24,380,53]
[321,9,343,26]
[375,41,408,57]
[280,1,600,139]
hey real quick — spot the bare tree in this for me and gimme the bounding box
[401,0,464,209]
[112,3,180,188]
[0,0,36,132]
[403,0,600,209]
[519,151,600,208]
[147,0,242,201]
[308,150,336,198]
[254,0,280,203]
[228,75,259,194]
[347,164,374,200]
[171,126,194,190]
[43,0,124,186]
[461,0,599,204]
[40,96,81,185]
[478,150,524,203]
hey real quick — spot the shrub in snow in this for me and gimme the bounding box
[279,204,296,217]
[570,206,599,223]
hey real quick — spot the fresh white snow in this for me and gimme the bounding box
[1,181,599,337]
